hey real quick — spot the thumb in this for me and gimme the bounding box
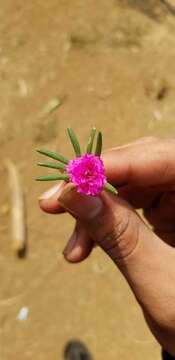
[58,183,175,349]
[58,183,144,263]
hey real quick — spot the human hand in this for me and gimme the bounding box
[39,137,175,356]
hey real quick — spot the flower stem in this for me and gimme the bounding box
[36,149,69,164]
[67,128,81,157]
[86,127,96,154]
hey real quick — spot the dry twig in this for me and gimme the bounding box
[5,160,27,255]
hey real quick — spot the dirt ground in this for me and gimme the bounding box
[1,1,175,359]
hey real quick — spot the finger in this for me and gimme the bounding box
[40,138,175,215]
[58,182,175,338]
[63,221,94,263]
[39,183,94,262]
[105,136,159,152]
[155,230,175,247]
[103,138,175,187]
[39,181,66,214]
[144,191,175,232]
[119,185,162,209]
[57,183,154,263]
[38,137,172,213]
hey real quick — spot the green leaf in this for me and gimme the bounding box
[95,131,102,156]
[37,162,66,171]
[67,128,81,157]
[36,149,69,164]
[104,182,118,195]
[36,174,69,181]
[86,127,96,154]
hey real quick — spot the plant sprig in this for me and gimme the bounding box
[36,127,118,196]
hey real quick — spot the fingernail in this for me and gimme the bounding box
[58,183,103,221]
[63,230,77,257]
[39,182,65,200]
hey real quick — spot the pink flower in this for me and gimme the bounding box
[66,154,107,196]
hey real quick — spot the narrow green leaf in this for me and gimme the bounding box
[36,149,69,164]
[95,131,102,156]
[36,174,69,181]
[86,127,96,154]
[67,128,81,157]
[37,162,66,171]
[104,182,118,195]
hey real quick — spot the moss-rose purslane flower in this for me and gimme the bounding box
[67,154,106,196]
[36,127,117,196]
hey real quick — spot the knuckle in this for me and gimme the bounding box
[99,211,130,246]
[98,210,138,260]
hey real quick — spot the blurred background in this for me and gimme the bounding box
[0,1,175,359]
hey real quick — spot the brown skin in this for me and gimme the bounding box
[39,137,175,356]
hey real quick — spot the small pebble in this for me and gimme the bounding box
[18,79,28,97]
[153,110,163,121]
[41,97,61,115]
[17,307,29,321]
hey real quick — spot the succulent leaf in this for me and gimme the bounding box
[37,162,66,170]
[95,131,102,156]
[67,128,81,157]
[36,174,69,181]
[104,182,118,195]
[36,149,69,164]
[86,127,96,154]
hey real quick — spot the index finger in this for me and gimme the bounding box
[102,138,175,187]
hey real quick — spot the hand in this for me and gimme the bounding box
[39,137,175,356]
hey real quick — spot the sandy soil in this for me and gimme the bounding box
[1,1,175,359]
